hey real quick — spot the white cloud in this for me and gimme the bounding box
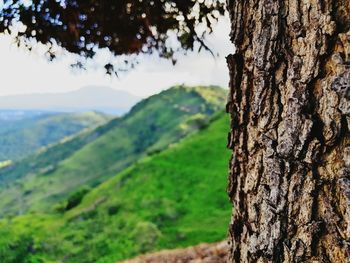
[0,17,233,98]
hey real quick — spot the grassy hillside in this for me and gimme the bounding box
[0,111,111,162]
[0,117,122,185]
[0,86,227,216]
[0,112,231,263]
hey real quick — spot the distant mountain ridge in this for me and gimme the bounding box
[0,86,141,115]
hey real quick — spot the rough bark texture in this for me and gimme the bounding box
[226,0,350,262]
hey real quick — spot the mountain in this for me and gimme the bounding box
[0,85,227,216]
[0,86,141,114]
[0,111,111,162]
[0,112,231,263]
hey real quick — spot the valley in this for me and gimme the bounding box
[0,86,230,263]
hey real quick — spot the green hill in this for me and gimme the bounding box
[0,112,231,263]
[0,117,123,186]
[0,111,111,162]
[0,86,227,216]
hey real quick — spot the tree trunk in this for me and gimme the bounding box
[226,0,350,262]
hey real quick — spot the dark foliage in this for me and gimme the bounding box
[65,187,90,210]
[0,0,225,72]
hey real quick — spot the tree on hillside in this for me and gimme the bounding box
[1,1,349,262]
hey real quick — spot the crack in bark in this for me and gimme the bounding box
[227,0,350,262]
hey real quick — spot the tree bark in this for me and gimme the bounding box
[226,0,350,262]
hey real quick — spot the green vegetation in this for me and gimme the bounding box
[0,112,231,263]
[0,117,122,186]
[0,111,111,162]
[0,86,227,217]
[65,187,91,211]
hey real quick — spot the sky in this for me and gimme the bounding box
[0,17,233,98]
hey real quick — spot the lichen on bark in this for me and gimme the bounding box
[226,0,350,262]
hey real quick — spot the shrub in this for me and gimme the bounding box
[107,204,121,215]
[131,222,162,253]
[53,203,66,213]
[0,233,35,263]
[65,187,90,211]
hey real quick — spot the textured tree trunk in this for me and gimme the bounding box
[226,0,350,262]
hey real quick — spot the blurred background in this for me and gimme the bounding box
[0,1,232,262]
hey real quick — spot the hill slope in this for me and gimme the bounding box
[0,112,231,263]
[0,117,122,185]
[0,86,227,216]
[0,111,111,162]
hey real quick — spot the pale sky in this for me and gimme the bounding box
[0,17,233,98]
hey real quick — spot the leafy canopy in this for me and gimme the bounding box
[0,0,225,71]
